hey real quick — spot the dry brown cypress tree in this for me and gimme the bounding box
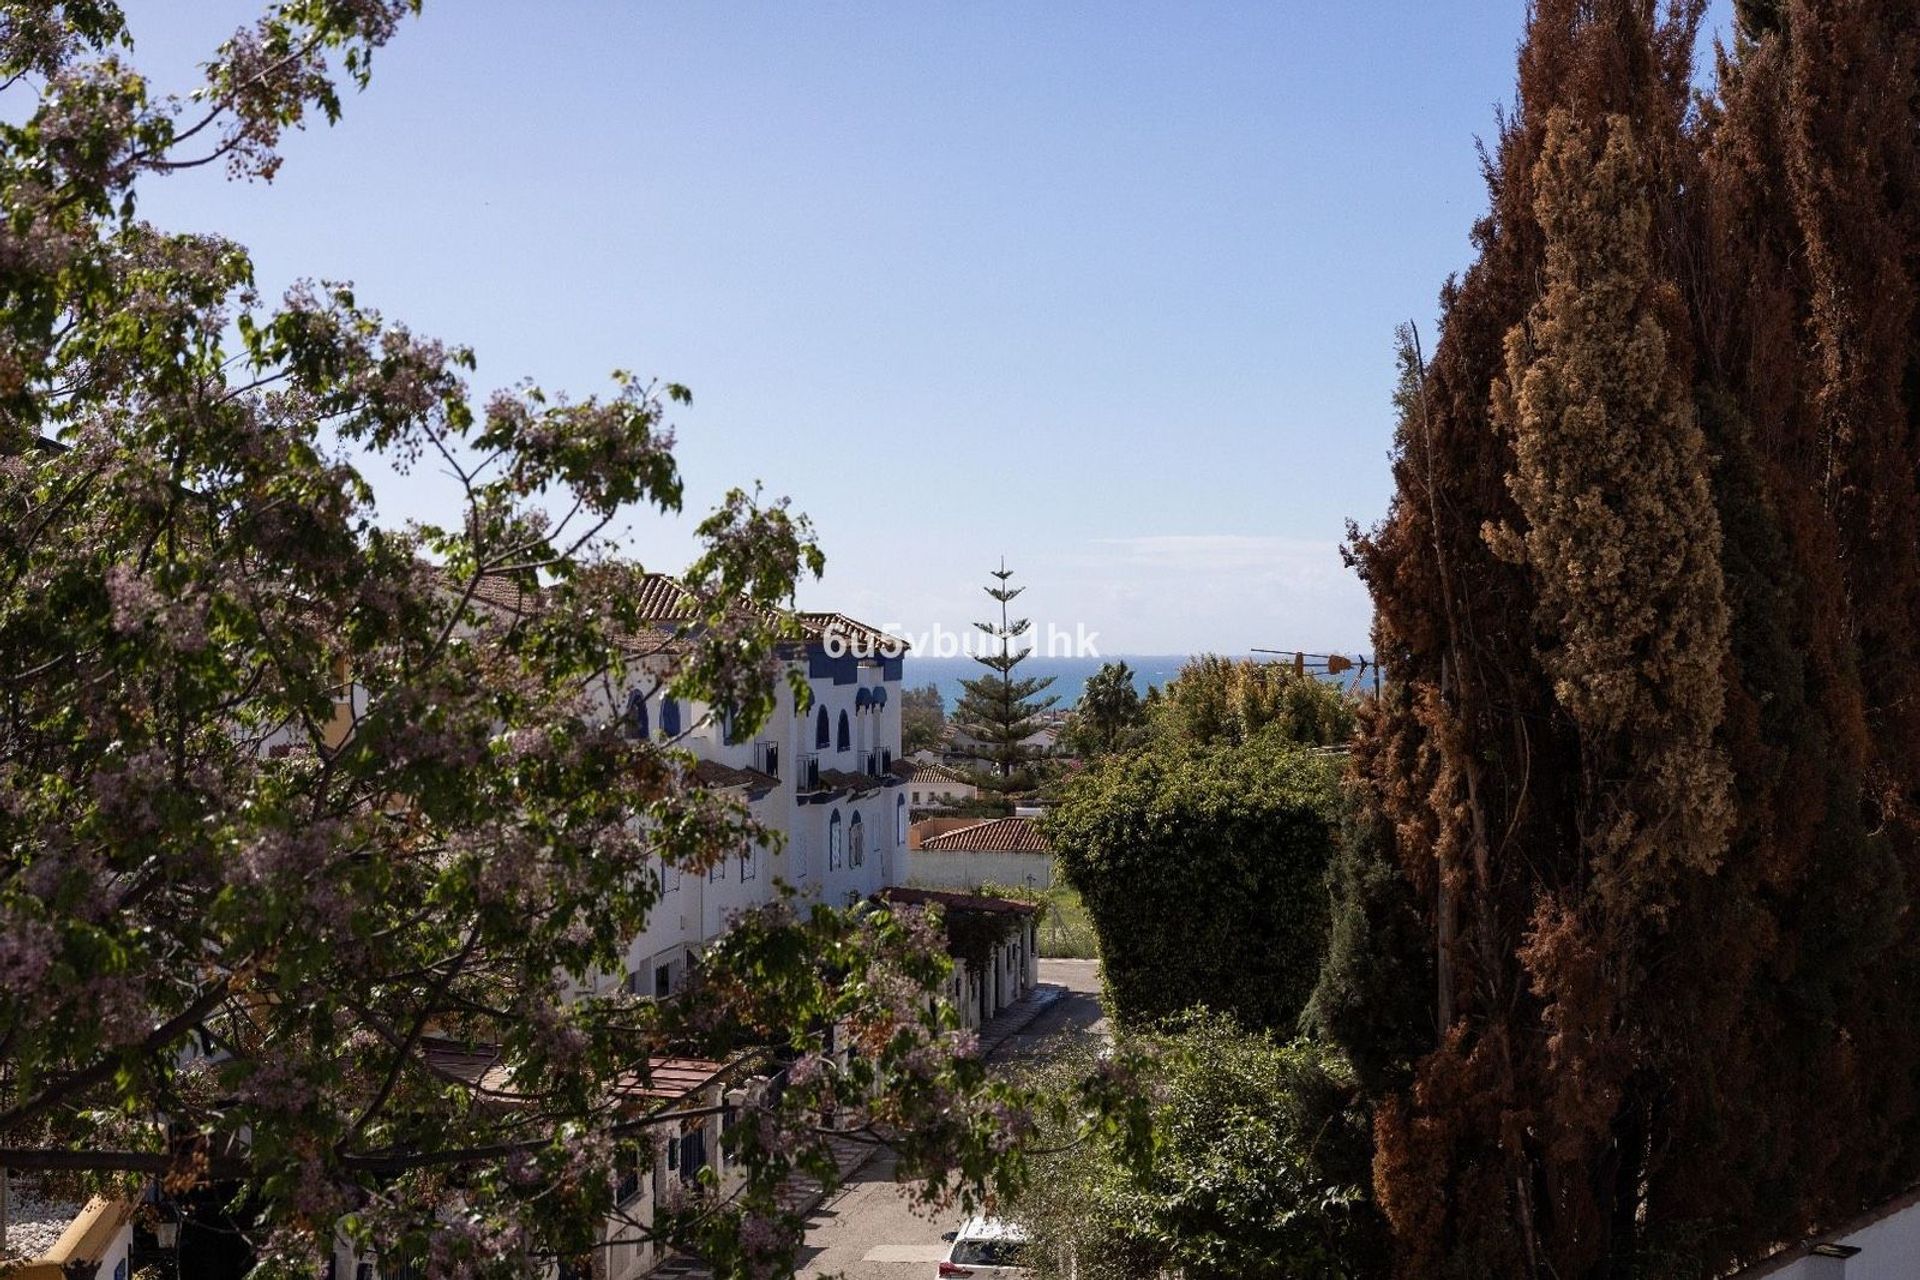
[1355,0,1920,1274]
[1353,3,1719,1275]
[1666,0,1920,1250]
[1490,102,1736,1274]
[1488,108,1733,919]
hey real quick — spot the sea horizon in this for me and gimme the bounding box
[901,653,1234,712]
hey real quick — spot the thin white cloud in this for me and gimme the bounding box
[1062,535,1371,652]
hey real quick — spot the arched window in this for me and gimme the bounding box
[855,688,873,713]
[849,813,865,868]
[815,705,831,749]
[837,709,851,752]
[828,810,843,870]
[896,794,907,845]
[661,697,682,738]
[623,688,649,740]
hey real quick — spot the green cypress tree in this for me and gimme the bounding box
[952,561,1057,806]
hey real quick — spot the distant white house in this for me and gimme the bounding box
[935,715,1066,768]
[894,758,978,810]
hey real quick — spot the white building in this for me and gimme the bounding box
[599,582,912,1005]
[1733,1185,1920,1279]
[894,759,978,812]
[878,887,1040,1031]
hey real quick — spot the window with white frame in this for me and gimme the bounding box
[828,810,843,870]
[849,813,865,868]
[661,856,681,893]
[739,846,756,880]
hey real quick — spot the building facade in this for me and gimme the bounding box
[603,589,911,1005]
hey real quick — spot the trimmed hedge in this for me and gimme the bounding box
[1045,737,1341,1031]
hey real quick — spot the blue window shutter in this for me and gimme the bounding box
[662,697,681,737]
[816,705,830,748]
[837,710,850,751]
[624,689,649,739]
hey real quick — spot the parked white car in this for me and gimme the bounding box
[938,1215,1032,1278]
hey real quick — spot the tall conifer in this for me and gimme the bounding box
[1351,3,1715,1274]
[1354,0,1920,1273]
[952,562,1057,807]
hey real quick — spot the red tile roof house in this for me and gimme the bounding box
[904,816,1055,892]
[892,758,978,812]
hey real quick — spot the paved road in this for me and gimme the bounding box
[796,959,1104,1279]
[992,958,1106,1058]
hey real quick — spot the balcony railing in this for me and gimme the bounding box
[796,751,822,794]
[755,740,780,779]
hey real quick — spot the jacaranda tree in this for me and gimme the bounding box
[0,5,1144,1276]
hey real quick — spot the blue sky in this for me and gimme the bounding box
[122,1,1734,655]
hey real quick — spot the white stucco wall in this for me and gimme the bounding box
[906,779,976,808]
[905,850,1053,892]
[1743,1190,1920,1279]
[100,1215,133,1280]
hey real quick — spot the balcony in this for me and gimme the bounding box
[754,740,780,779]
[796,751,822,794]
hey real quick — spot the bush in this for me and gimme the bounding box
[1045,738,1341,1031]
[1012,1014,1389,1280]
[1150,655,1358,749]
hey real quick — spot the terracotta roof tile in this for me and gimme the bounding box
[894,759,973,786]
[691,759,779,795]
[797,611,909,657]
[627,573,701,621]
[421,1037,734,1104]
[815,767,888,797]
[443,569,539,618]
[920,816,1051,854]
[906,817,983,849]
[436,568,894,662]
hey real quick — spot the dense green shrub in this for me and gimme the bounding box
[1045,737,1340,1031]
[1013,1014,1388,1280]
[1149,654,1357,749]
